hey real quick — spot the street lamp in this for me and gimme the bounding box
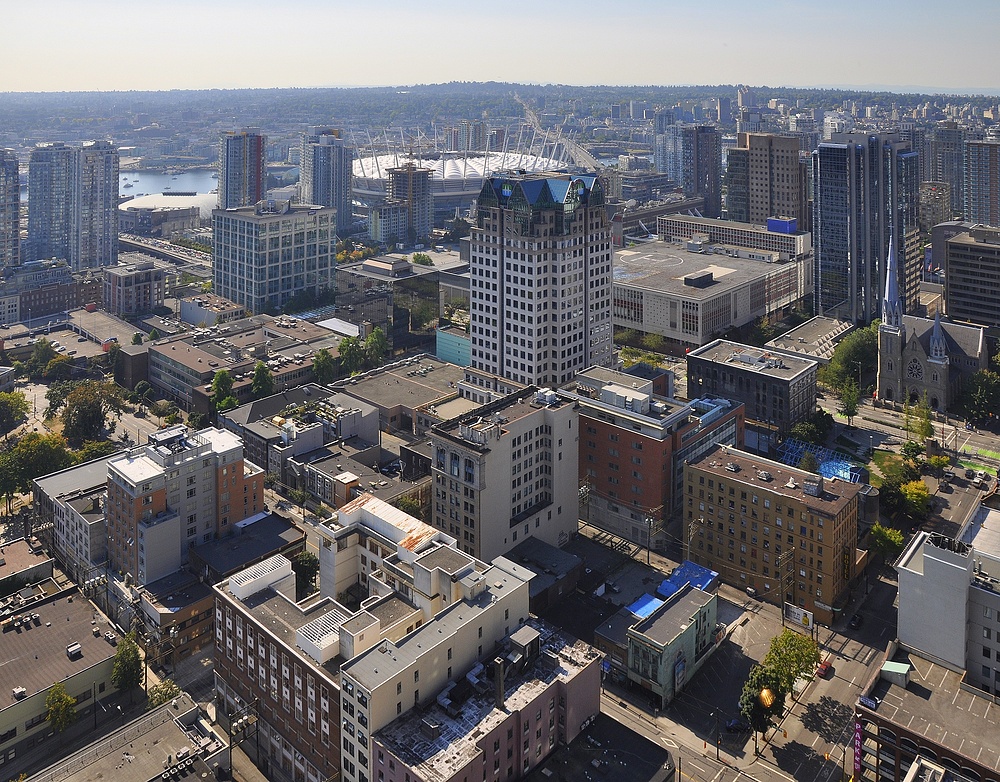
[710,711,720,761]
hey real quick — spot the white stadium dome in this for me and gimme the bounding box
[352,150,570,205]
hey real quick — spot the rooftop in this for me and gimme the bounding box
[865,646,1000,776]
[765,316,855,364]
[631,584,714,645]
[0,590,117,708]
[335,355,466,412]
[141,570,214,615]
[613,240,801,299]
[29,693,220,782]
[342,561,529,691]
[190,514,304,579]
[0,538,52,583]
[688,339,818,380]
[375,620,600,782]
[432,387,568,450]
[687,445,863,516]
[961,502,1000,560]
[34,454,117,500]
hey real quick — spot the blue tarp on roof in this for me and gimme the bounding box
[627,593,664,619]
[656,560,719,599]
[656,580,680,600]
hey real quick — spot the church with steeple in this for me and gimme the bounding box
[877,236,987,410]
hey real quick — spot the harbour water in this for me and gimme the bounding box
[20,168,217,202]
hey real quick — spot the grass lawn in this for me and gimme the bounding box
[869,449,904,488]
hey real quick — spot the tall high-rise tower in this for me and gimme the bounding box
[0,149,19,267]
[812,133,920,323]
[470,173,613,387]
[27,140,118,270]
[299,127,353,233]
[654,124,722,217]
[725,133,808,225]
[964,138,1000,226]
[72,140,119,270]
[386,163,433,243]
[27,142,74,263]
[925,122,981,214]
[218,128,267,210]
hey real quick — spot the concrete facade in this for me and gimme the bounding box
[428,387,579,561]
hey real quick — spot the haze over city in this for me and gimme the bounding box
[6,0,1000,94]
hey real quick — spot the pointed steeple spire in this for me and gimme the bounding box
[882,235,903,328]
[930,311,948,361]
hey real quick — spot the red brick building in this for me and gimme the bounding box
[559,366,744,549]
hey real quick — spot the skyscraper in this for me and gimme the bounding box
[27,142,74,263]
[925,122,982,214]
[299,127,353,233]
[27,140,119,270]
[964,138,1000,226]
[0,149,18,267]
[812,133,920,323]
[725,133,808,226]
[470,173,613,387]
[385,162,432,243]
[654,124,722,217]
[218,128,266,210]
[72,140,119,270]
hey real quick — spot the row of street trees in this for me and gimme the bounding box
[43,632,185,734]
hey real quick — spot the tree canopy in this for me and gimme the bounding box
[312,348,336,385]
[0,391,29,437]
[837,380,860,426]
[869,523,905,560]
[820,322,878,392]
[61,381,127,446]
[111,631,144,694]
[211,370,239,412]
[739,663,786,734]
[251,361,274,399]
[45,682,77,732]
[292,552,320,600]
[762,629,821,693]
[338,336,366,374]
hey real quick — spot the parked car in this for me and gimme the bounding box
[966,468,976,479]
[745,586,759,599]
[726,718,750,733]
[817,660,833,678]
[849,614,863,629]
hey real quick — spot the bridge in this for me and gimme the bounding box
[515,94,603,172]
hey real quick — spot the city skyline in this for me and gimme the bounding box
[5,0,1000,95]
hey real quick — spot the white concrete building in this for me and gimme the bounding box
[897,516,1000,696]
[428,387,579,561]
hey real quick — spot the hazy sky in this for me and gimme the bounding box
[5,0,999,94]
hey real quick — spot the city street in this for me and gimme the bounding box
[559,520,900,782]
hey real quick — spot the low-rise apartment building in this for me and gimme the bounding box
[684,445,862,624]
